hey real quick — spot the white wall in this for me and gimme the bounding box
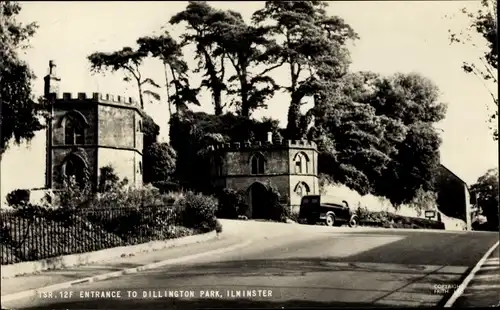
[324,183,467,230]
[1,130,46,207]
[324,184,429,218]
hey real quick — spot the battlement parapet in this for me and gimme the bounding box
[48,92,139,108]
[211,139,317,151]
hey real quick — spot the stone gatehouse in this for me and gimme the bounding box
[44,61,144,190]
[210,133,320,217]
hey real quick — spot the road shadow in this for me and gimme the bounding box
[314,230,499,266]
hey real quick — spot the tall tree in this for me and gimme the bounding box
[143,142,177,184]
[215,15,280,118]
[379,122,442,206]
[0,1,45,156]
[170,1,230,116]
[308,71,446,207]
[142,114,160,149]
[309,98,397,196]
[137,32,200,115]
[369,73,446,206]
[449,0,498,140]
[471,168,499,231]
[87,46,160,109]
[252,0,359,139]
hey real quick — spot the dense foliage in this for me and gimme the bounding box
[161,2,447,208]
[143,142,177,185]
[355,206,445,230]
[1,167,221,264]
[470,168,499,231]
[169,111,282,192]
[307,72,445,206]
[0,1,45,156]
[216,188,249,219]
[252,1,359,139]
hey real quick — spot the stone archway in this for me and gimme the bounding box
[248,182,269,219]
[62,154,88,186]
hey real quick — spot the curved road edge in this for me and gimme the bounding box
[1,238,254,304]
[444,240,500,307]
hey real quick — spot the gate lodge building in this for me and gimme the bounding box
[44,61,144,190]
[210,133,320,217]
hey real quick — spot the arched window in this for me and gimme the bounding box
[214,156,224,176]
[294,152,310,174]
[64,117,85,145]
[138,120,143,132]
[64,155,87,185]
[294,182,310,197]
[138,161,143,174]
[250,153,266,175]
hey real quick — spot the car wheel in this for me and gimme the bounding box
[349,216,359,228]
[325,214,335,227]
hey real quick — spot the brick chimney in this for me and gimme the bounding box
[44,60,61,97]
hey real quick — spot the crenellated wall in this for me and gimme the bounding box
[210,137,320,216]
[47,92,139,108]
[46,89,144,190]
[211,139,317,152]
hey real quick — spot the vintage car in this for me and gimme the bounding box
[298,194,359,227]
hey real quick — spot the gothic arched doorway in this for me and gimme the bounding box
[62,154,88,187]
[248,182,269,219]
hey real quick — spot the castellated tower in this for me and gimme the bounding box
[210,132,320,218]
[44,61,144,190]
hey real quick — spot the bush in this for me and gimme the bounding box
[355,205,444,230]
[288,211,299,223]
[98,165,120,193]
[176,191,218,233]
[265,183,290,222]
[215,219,223,233]
[153,180,181,194]
[57,175,93,209]
[1,175,223,265]
[6,189,30,207]
[355,205,371,221]
[216,188,249,219]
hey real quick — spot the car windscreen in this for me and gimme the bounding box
[301,196,320,205]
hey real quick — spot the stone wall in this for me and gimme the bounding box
[213,140,319,214]
[224,149,290,175]
[98,148,141,187]
[98,105,136,150]
[51,103,98,146]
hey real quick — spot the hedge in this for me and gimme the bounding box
[1,184,221,265]
[355,206,445,229]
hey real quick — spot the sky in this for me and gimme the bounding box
[3,1,498,192]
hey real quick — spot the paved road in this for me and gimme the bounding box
[3,225,498,309]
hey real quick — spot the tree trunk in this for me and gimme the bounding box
[163,62,172,117]
[201,49,223,116]
[169,66,183,114]
[136,79,145,109]
[239,69,250,118]
[213,90,223,116]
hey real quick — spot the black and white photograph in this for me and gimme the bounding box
[1,0,498,309]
